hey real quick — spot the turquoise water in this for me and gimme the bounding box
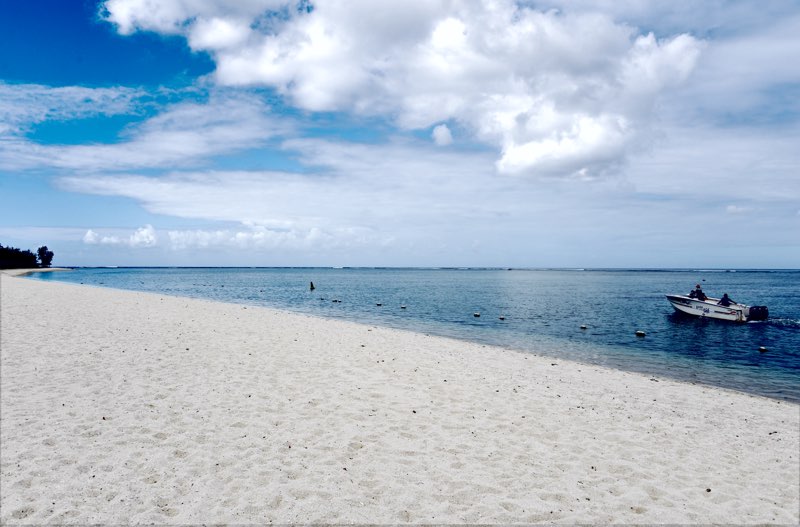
[32,268,800,402]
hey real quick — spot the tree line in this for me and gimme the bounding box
[0,244,54,269]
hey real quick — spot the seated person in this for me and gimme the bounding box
[718,293,733,306]
[694,285,707,301]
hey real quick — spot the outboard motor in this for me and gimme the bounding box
[746,305,769,321]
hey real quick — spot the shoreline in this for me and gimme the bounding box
[12,269,793,405]
[1,274,798,523]
[1,267,72,277]
[16,269,799,404]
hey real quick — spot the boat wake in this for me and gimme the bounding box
[764,318,800,328]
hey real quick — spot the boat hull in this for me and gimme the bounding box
[665,295,747,322]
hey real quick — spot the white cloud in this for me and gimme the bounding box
[167,225,369,251]
[534,0,799,37]
[726,205,752,215]
[665,14,800,124]
[625,123,800,204]
[99,0,703,178]
[83,229,100,244]
[0,82,142,137]
[81,223,374,253]
[188,17,251,50]
[130,224,158,247]
[0,93,284,171]
[431,124,452,146]
[59,139,500,238]
[82,225,157,247]
[101,0,289,35]
[496,114,629,177]
[3,1,795,267]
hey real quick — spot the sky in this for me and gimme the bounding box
[0,0,798,268]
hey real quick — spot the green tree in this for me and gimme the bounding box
[0,244,38,269]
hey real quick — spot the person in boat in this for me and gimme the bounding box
[718,293,733,306]
[689,284,707,301]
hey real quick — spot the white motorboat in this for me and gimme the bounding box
[665,294,768,322]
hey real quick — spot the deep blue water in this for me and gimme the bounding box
[31,268,800,402]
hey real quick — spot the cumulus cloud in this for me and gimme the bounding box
[82,222,373,252]
[130,224,158,246]
[432,124,453,146]
[100,0,704,178]
[82,229,100,244]
[101,0,288,36]
[167,225,369,251]
[83,225,158,247]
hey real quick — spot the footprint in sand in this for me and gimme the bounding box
[11,507,35,520]
[268,494,283,509]
[13,478,32,488]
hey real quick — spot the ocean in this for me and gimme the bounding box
[30,267,800,402]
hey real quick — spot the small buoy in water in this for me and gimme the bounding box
[759,346,768,353]
[635,330,646,337]
[580,325,587,330]
[309,281,315,291]
[499,316,505,320]
[473,312,481,318]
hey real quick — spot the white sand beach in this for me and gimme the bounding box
[1,272,798,524]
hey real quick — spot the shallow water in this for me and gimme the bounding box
[32,267,800,402]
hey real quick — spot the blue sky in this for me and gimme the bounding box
[1,0,798,267]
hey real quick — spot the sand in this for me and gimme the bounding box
[1,271,798,524]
